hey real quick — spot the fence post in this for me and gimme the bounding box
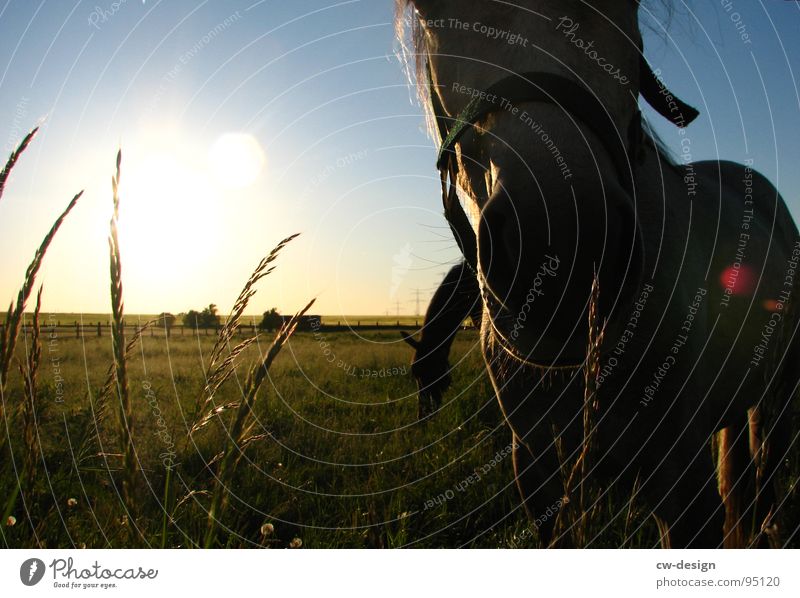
[97,322,101,337]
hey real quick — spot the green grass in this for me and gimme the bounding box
[2,129,795,550]
[0,329,558,548]
[0,326,671,548]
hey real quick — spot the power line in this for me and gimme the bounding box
[410,288,424,317]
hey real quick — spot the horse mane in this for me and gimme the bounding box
[394,0,679,167]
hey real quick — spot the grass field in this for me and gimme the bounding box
[0,327,587,547]
[0,325,668,548]
[2,131,796,550]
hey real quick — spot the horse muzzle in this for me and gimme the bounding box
[477,176,641,366]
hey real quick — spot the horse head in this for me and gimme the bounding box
[401,331,452,419]
[398,0,646,367]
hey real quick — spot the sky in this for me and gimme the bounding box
[0,0,798,317]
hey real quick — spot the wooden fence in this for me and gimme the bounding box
[2,320,427,340]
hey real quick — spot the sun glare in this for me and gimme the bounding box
[120,151,216,289]
[111,128,269,307]
[208,133,266,189]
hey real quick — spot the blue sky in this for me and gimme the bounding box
[0,0,798,316]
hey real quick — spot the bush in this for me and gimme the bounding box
[259,308,282,331]
[183,304,219,329]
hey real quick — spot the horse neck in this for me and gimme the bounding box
[422,1,643,135]
[415,264,478,359]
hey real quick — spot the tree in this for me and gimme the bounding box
[159,312,176,337]
[159,312,176,329]
[183,310,201,329]
[183,304,219,329]
[259,308,283,331]
[201,304,219,329]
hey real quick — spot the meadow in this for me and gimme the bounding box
[2,324,668,549]
[4,128,568,549]
[1,130,795,550]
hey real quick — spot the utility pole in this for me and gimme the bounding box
[411,288,424,317]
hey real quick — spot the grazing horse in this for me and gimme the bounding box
[401,260,482,419]
[396,0,799,547]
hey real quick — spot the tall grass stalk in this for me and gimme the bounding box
[1,287,43,525]
[195,233,300,421]
[0,126,38,202]
[180,233,310,547]
[202,298,315,548]
[0,127,82,453]
[107,150,135,516]
[0,195,82,396]
[75,317,160,469]
[550,275,603,547]
[20,287,43,500]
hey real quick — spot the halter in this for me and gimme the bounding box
[430,57,699,274]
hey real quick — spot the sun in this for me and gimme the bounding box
[113,131,267,303]
[208,133,266,189]
[119,151,216,288]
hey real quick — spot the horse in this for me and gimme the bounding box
[396,0,799,548]
[401,260,482,419]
